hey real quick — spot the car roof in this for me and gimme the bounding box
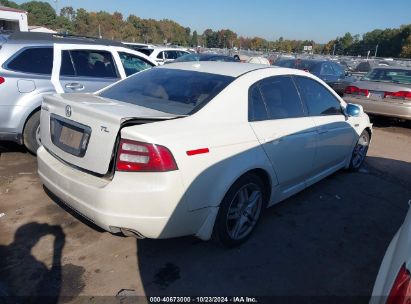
[197,54,233,59]
[4,32,124,47]
[158,61,276,77]
[147,46,189,51]
[371,65,411,70]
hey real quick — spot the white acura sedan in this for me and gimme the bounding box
[37,62,372,246]
[370,201,411,304]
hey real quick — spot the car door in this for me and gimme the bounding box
[52,44,124,94]
[293,76,355,180]
[249,76,317,197]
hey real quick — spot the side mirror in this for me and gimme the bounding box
[345,71,352,77]
[345,103,363,117]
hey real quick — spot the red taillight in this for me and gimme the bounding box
[384,91,411,100]
[387,264,411,304]
[116,139,177,172]
[0,77,4,85]
[344,85,369,96]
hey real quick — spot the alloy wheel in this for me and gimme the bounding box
[226,183,263,240]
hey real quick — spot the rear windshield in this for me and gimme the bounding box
[362,68,411,85]
[174,53,199,62]
[138,48,154,56]
[276,59,317,71]
[99,68,234,115]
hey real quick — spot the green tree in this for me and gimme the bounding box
[0,0,20,9]
[60,6,75,22]
[20,1,56,27]
[191,30,198,47]
[73,8,90,36]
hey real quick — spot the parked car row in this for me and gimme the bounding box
[343,67,411,120]
[0,32,157,153]
[1,33,407,301]
[272,57,411,121]
[274,58,354,96]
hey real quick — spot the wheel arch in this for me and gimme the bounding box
[235,168,272,204]
[194,166,274,241]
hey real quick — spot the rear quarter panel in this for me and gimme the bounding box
[119,72,284,211]
[0,43,55,133]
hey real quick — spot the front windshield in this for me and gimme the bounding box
[362,68,411,85]
[99,68,234,115]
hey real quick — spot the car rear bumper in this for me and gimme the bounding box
[0,131,22,144]
[344,96,411,120]
[37,146,209,239]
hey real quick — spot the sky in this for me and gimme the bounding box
[13,0,411,43]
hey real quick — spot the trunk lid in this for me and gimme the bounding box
[352,80,411,101]
[40,93,178,175]
[355,80,411,91]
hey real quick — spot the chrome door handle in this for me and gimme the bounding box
[65,83,85,91]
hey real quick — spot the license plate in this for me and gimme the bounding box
[369,91,384,100]
[59,126,83,149]
[50,114,91,157]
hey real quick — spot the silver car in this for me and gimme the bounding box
[343,67,411,120]
[0,32,156,153]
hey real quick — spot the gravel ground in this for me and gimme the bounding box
[0,117,410,303]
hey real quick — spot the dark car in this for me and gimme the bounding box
[173,53,239,63]
[275,59,354,96]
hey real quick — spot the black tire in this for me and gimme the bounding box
[23,111,40,155]
[213,173,267,247]
[348,130,370,172]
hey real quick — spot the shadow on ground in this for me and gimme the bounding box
[0,223,66,303]
[0,142,27,154]
[369,115,411,130]
[135,156,411,301]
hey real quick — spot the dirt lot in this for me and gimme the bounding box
[1,118,411,303]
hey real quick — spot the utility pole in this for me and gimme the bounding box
[53,0,59,14]
[98,24,102,39]
[374,44,379,58]
[332,44,336,56]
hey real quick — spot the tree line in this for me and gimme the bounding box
[1,0,411,57]
[323,27,411,58]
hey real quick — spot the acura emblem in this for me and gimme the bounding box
[65,105,72,117]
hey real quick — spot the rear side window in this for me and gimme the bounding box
[165,51,179,60]
[60,50,118,78]
[99,68,234,115]
[138,48,154,56]
[6,47,53,75]
[248,85,269,121]
[294,76,343,116]
[258,76,305,120]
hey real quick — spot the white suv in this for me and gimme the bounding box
[138,46,190,65]
[0,32,156,153]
